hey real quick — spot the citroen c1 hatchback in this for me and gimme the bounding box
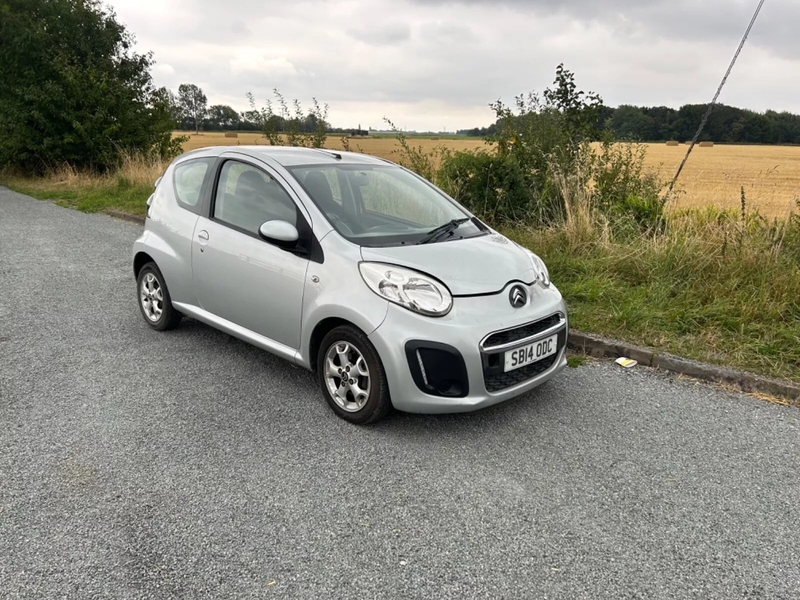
[132,146,568,424]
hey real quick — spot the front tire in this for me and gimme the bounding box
[317,325,392,424]
[136,262,181,331]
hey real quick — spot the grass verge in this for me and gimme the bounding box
[1,153,162,217]
[505,211,800,384]
[4,177,151,216]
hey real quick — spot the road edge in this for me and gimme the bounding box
[568,331,800,403]
[105,209,146,225]
[101,209,800,405]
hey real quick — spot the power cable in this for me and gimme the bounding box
[664,0,767,202]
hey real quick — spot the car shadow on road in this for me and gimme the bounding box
[374,383,562,435]
[169,317,565,437]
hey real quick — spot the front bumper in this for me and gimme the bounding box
[368,281,568,414]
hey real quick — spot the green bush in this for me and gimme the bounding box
[483,65,604,224]
[426,65,665,231]
[593,142,664,233]
[437,151,530,223]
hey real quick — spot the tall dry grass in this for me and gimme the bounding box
[43,152,168,189]
[505,172,800,382]
[1,151,169,216]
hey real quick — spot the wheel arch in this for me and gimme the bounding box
[302,299,389,372]
[308,317,352,373]
[133,251,155,278]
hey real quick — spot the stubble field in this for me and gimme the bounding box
[178,132,800,218]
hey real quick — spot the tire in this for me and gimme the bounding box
[317,325,392,424]
[136,262,182,331]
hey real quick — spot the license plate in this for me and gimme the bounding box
[504,335,558,372]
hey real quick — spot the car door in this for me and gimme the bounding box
[191,157,310,350]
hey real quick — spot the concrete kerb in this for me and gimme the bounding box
[105,210,145,225]
[568,331,800,404]
[103,211,800,405]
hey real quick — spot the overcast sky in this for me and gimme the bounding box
[107,0,800,131]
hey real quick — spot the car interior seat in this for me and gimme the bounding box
[303,172,337,212]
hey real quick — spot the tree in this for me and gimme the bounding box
[239,110,263,131]
[611,105,657,141]
[178,84,208,134]
[0,0,181,173]
[205,105,241,131]
[162,89,183,128]
[542,63,604,143]
[150,87,187,157]
[484,64,608,222]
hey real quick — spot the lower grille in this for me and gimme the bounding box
[483,354,558,392]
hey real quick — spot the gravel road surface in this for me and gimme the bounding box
[1,187,799,599]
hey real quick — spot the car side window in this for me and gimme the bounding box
[213,161,298,235]
[173,158,214,214]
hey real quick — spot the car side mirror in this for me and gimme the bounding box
[259,220,300,246]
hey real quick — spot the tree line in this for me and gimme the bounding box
[460,104,800,145]
[172,86,367,137]
[171,85,332,134]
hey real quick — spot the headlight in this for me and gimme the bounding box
[359,262,453,317]
[526,251,550,287]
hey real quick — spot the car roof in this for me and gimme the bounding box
[178,145,394,168]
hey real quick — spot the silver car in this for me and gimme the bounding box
[132,146,568,423]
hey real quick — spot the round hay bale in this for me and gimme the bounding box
[699,141,714,147]
[666,140,679,146]
[224,132,239,138]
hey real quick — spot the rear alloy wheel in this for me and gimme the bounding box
[317,325,391,424]
[136,262,181,331]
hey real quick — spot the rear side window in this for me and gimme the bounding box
[173,158,214,213]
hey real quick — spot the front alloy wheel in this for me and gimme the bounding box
[324,342,371,412]
[317,325,391,424]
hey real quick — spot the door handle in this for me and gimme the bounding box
[197,230,209,252]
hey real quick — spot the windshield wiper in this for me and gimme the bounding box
[418,218,471,245]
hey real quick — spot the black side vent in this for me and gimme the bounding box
[405,342,469,398]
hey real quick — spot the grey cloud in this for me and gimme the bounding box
[411,0,800,59]
[418,21,479,43]
[112,0,800,130]
[347,22,412,46]
[229,20,250,36]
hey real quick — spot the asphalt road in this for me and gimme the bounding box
[1,187,799,599]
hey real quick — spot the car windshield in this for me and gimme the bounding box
[288,164,487,246]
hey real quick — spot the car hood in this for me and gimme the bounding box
[360,233,537,296]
